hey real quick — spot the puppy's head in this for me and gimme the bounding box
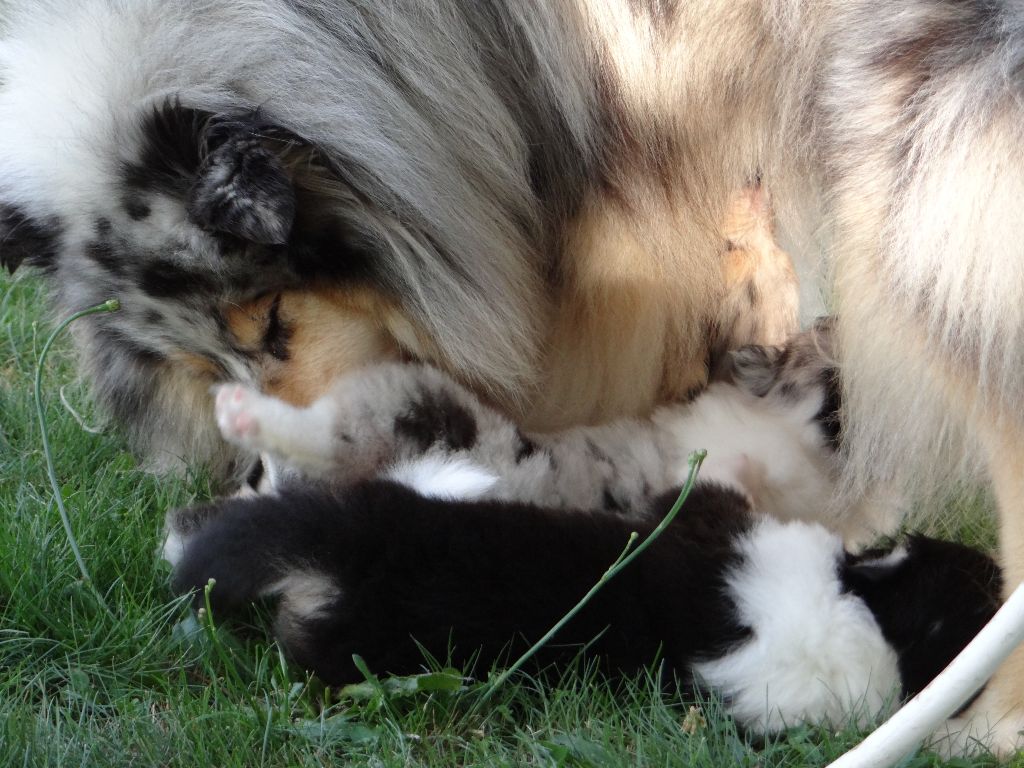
[842,535,1002,700]
[726,317,840,451]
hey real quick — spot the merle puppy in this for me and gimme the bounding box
[207,322,848,534]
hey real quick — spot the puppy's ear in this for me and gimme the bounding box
[186,121,297,245]
[0,204,60,274]
[841,545,908,590]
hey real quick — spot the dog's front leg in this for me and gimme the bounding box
[951,418,1024,755]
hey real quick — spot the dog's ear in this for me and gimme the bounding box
[186,120,297,246]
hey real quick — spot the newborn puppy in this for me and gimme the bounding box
[212,322,841,530]
[168,460,1001,736]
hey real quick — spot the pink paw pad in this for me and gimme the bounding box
[231,410,259,438]
[214,384,263,443]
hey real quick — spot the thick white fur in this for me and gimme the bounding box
[694,519,901,734]
[654,383,837,528]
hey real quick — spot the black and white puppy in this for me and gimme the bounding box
[169,466,1001,735]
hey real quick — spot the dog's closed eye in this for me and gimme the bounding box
[222,292,292,362]
[262,293,291,361]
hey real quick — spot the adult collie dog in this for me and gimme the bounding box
[1,0,1023,751]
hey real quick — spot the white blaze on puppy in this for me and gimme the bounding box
[694,520,901,733]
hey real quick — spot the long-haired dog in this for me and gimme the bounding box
[3,0,1024,749]
[0,2,798,479]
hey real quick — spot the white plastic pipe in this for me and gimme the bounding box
[828,581,1024,768]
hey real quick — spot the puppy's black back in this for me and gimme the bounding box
[172,481,753,683]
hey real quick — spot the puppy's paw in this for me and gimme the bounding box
[214,383,265,446]
[212,384,314,468]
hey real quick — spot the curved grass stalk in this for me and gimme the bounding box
[474,448,707,705]
[33,299,120,603]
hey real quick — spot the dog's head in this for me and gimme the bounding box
[0,90,379,478]
[0,54,387,386]
[222,287,405,408]
[0,0,555,385]
[0,3,435,479]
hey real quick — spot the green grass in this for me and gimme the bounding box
[0,272,1014,767]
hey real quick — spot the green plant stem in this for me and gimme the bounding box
[33,299,120,600]
[476,448,707,704]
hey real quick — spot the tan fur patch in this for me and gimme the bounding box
[263,288,403,407]
[521,192,713,429]
[516,184,796,430]
[715,185,799,352]
[223,293,280,351]
[224,185,795,431]
[167,351,223,381]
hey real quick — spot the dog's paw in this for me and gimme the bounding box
[214,383,265,446]
[930,689,1024,758]
[984,712,1024,757]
